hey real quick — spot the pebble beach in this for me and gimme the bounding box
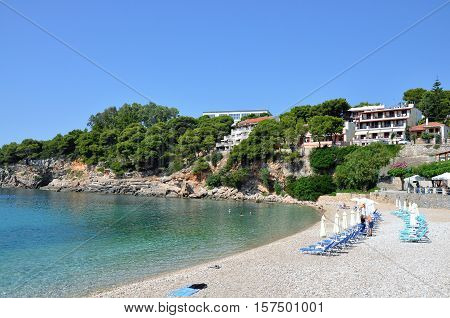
[94,201,450,298]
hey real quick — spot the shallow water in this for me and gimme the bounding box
[0,188,319,297]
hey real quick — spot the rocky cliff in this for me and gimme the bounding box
[0,159,317,207]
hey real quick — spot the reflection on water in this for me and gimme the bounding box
[0,188,319,297]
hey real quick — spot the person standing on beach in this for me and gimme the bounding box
[360,215,366,233]
[367,214,374,236]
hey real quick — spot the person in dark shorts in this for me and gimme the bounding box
[367,214,374,236]
[360,215,366,232]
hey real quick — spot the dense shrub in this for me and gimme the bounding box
[334,143,400,191]
[206,173,222,188]
[192,158,211,178]
[309,145,358,174]
[412,160,450,178]
[274,181,283,195]
[205,168,249,189]
[387,162,412,191]
[222,168,249,189]
[229,119,283,165]
[210,151,223,167]
[285,175,336,201]
[259,167,271,190]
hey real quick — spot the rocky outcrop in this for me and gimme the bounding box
[0,159,318,208]
[0,159,59,189]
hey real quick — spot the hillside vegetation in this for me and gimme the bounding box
[1,80,449,200]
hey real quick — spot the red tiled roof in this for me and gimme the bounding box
[409,122,444,132]
[237,116,272,127]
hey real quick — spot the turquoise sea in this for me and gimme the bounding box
[0,188,319,297]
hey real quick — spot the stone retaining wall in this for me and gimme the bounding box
[370,191,450,210]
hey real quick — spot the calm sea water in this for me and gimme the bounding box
[0,188,319,297]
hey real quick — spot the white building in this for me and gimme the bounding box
[216,116,272,151]
[202,109,270,123]
[349,104,422,145]
[410,119,449,144]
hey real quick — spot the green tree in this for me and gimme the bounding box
[309,145,358,174]
[421,132,433,144]
[418,80,450,122]
[239,112,271,122]
[14,139,43,161]
[285,175,336,201]
[308,116,344,147]
[387,167,411,191]
[0,142,19,164]
[192,158,211,179]
[334,144,400,191]
[229,119,283,164]
[274,181,283,195]
[403,88,427,105]
[210,151,223,167]
[206,173,222,188]
[259,167,271,190]
[289,98,350,122]
[280,113,307,150]
[353,102,381,108]
[221,168,249,189]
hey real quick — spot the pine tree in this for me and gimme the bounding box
[418,79,447,121]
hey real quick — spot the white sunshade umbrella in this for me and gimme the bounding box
[333,213,340,234]
[354,209,360,223]
[412,203,420,217]
[367,202,375,215]
[320,215,327,238]
[431,172,450,181]
[403,200,407,212]
[410,211,417,228]
[350,210,355,227]
[342,211,348,230]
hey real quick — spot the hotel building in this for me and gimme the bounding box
[202,109,270,123]
[215,116,272,151]
[349,104,422,145]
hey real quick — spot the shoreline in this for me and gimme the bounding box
[89,205,326,298]
[94,200,450,298]
[92,201,336,298]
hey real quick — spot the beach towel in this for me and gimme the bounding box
[168,283,208,297]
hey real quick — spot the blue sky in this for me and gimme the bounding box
[1,0,449,145]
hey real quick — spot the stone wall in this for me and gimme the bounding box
[395,144,450,166]
[377,144,450,191]
[370,191,450,210]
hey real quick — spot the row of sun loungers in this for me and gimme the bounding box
[392,208,430,243]
[299,211,382,256]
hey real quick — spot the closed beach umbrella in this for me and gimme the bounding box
[320,215,327,238]
[412,203,419,216]
[333,213,340,234]
[408,202,412,212]
[410,211,417,228]
[342,211,348,230]
[350,210,355,227]
[403,201,407,211]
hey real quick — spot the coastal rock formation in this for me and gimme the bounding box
[0,159,318,208]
